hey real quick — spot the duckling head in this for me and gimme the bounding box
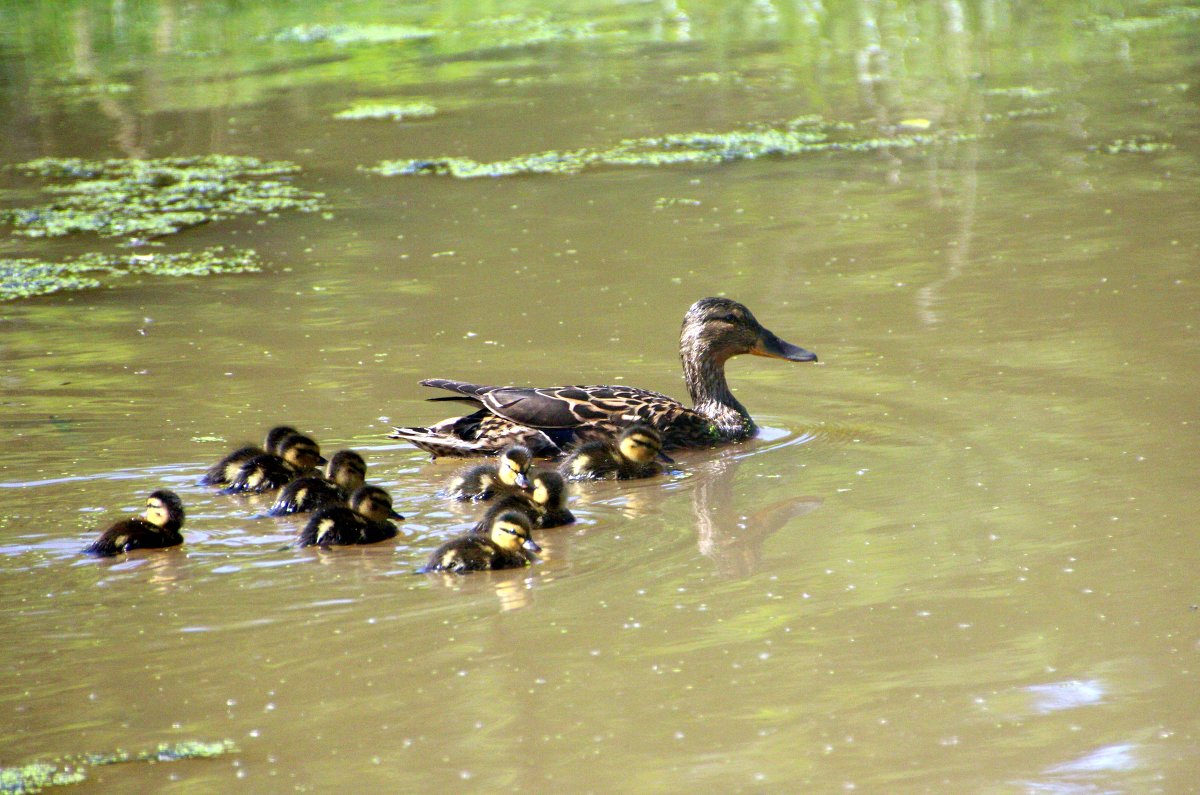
[349,485,404,521]
[496,445,533,489]
[265,425,301,454]
[326,450,367,491]
[143,490,185,530]
[488,509,540,554]
[280,433,327,470]
[681,297,817,366]
[530,470,568,510]
[617,425,664,464]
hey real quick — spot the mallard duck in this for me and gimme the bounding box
[267,450,367,516]
[444,444,533,500]
[560,424,668,481]
[220,433,326,495]
[389,297,817,457]
[418,509,540,573]
[200,425,298,486]
[472,468,575,532]
[83,490,185,556]
[296,485,403,547]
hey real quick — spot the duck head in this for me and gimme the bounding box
[326,450,368,491]
[143,490,185,531]
[496,444,533,489]
[489,509,541,554]
[350,485,404,521]
[681,297,817,366]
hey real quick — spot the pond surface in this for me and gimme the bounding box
[1,1,1198,792]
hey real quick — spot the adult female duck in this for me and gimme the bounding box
[390,297,817,457]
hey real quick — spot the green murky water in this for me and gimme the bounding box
[1,1,1198,791]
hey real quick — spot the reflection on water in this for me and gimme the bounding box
[691,445,822,578]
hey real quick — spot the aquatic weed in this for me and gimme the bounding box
[366,118,973,179]
[3,156,323,240]
[334,101,437,121]
[0,247,262,301]
[0,740,234,794]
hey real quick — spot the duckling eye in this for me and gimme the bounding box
[721,313,739,324]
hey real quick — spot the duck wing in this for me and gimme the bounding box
[421,379,684,430]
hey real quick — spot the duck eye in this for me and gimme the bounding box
[721,313,739,324]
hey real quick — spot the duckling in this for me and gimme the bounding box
[267,449,367,516]
[200,425,298,486]
[560,424,668,481]
[474,469,575,532]
[444,444,533,501]
[83,490,185,557]
[220,433,326,495]
[418,509,540,573]
[296,485,403,547]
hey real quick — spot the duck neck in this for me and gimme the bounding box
[681,343,754,437]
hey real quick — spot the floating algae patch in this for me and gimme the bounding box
[0,246,261,301]
[334,101,437,121]
[272,23,437,45]
[1097,135,1176,154]
[3,155,323,241]
[367,117,971,178]
[0,740,235,794]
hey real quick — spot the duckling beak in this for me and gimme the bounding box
[389,509,404,519]
[515,472,531,490]
[522,537,542,553]
[656,450,675,464]
[751,328,818,363]
[317,454,329,465]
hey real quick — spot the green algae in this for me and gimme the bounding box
[0,247,262,301]
[1097,136,1176,154]
[272,24,436,45]
[366,118,972,179]
[334,101,437,121]
[0,740,234,794]
[3,156,323,241]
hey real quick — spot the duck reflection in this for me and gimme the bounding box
[691,452,822,578]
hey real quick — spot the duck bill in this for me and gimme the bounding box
[751,328,818,363]
[522,538,542,553]
[656,450,675,464]
[514,472,531,490]
[389,509,404,519]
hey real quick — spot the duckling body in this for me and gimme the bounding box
[268,450,367,516]
[390,298,818,457]
[297,485,403,548]
[221,433,325,495]
[444,444,533,501]
[200,425,298,486]
[475,470,574,531]
[83,490,185,557]
[561,425,666,481]
[419,510,540,573]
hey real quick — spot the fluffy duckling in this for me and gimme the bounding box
[267,450,367,516]
[560,424,667,481]
[418,509,540,573]
[296,485,403,548]
[220,432,325,495]
[474,469,575,532]
[200,425,298,486]
[444,444,533,501]
[83,490,185,556]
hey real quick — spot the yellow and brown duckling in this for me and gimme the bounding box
[390,297,818,457]
[267,450,367,516]
[296,485,403,548]
[418,509,540,573]
[560,424,668,481]
[83,490,185,557]
[473,469,575,531]
[220,432,325,495]
[200,425,299,486]
[444,444,533,501]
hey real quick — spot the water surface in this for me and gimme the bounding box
[1,1,1198,792]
